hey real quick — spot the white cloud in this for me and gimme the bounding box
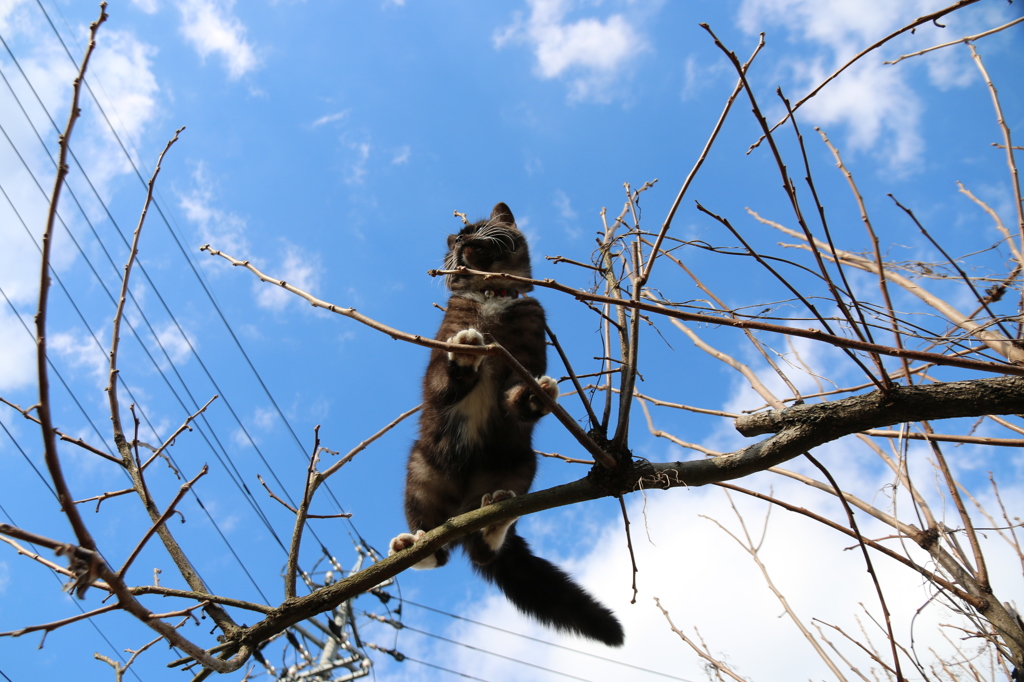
[50,329,108,385]
[254,242,323,312]
[80,28,160,196]
[0,307,35,392]
[733,0,998,168]
[406,465,1021,682]
[0,0,30,33]
[154,320,195,367]
[177,0,260,80]
[231,427,256,448]
[179,161,251,256]
[345,140,372,185]
[681,54,729,102]
[0,15,159,310]
[391,145,411,165]
[553,189,576,219]
[251,406,277,430]
[178,165,322,311]
[130,0,160,14]
[494,0,649,102]
[310,110,350,128]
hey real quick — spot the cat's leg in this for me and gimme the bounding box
[388,530,449,570]
[503,375,559,421]
[447,328,486,371]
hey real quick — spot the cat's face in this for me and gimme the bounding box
[444,202,533,293]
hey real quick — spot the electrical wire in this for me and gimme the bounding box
[367,613,596,682]
[1,3,406,674]
[25,0,373,560]
[370,644,492,682]
[0,169,276,601]
[379,595,695,682]
[0,22,300,593]
[0,502,143,681]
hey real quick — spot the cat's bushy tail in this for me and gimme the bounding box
[473,531,625,646]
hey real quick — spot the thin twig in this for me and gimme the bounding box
[885,16,1024,64]
[535,450,594,465]
[888,193,1015,341]
[707,489,849,680]
[638,32,764,286]
[117,465,209,580]
[617,496,639,604]
[752,0,982,150]
[0,397,120,464]
[0,603,120,639]
[967,41,1024,335]
[804,454,904,681]
[654,598,749,682]
[95,630,166,682]
[141,395,217,470]
[546,324,600,429]
[782,93,889,385]
[429,265,1024,376]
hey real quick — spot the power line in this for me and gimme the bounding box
[367,613,596,682]
[2,4,394,672]
[0,160,276,601]
[19,2,368,561]
[0,282,117,463]
[369,644,493,682]
[0,502,144,682]
[381,595,695,682]
[0,21,296,583]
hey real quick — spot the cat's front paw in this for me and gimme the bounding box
[388,530,439,570]
[447,328,486,370]
[528,375,560,415]
[480,490,519,551]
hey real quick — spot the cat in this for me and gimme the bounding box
[388,202,624,647]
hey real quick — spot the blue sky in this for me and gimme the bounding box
[1,1,1022,680]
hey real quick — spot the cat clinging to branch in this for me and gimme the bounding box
[389,202,624,646]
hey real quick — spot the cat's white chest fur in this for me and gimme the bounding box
[445,293,519,448]
[450,369,497,448]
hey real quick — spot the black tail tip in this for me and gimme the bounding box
[580,609,625,647]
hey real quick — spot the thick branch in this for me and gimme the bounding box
[734,376,1024,438]
[217,374,1024,654]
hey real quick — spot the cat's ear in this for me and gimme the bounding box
[490,202,516,227]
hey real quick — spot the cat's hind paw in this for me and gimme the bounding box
[481,490,517,507]
[447,328,486,370]
[480,490,519,551]
[388,530,439,570]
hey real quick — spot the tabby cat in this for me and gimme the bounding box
[389,202,624,646]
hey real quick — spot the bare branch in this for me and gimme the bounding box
[638,32,764,287]
[884,16,1024,65]
[432,265,1024,375]
[34,0,108,554]
[752,0,982,149]
[0,396,120,464]
[654,597,749,682]
[117,465,209,580]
